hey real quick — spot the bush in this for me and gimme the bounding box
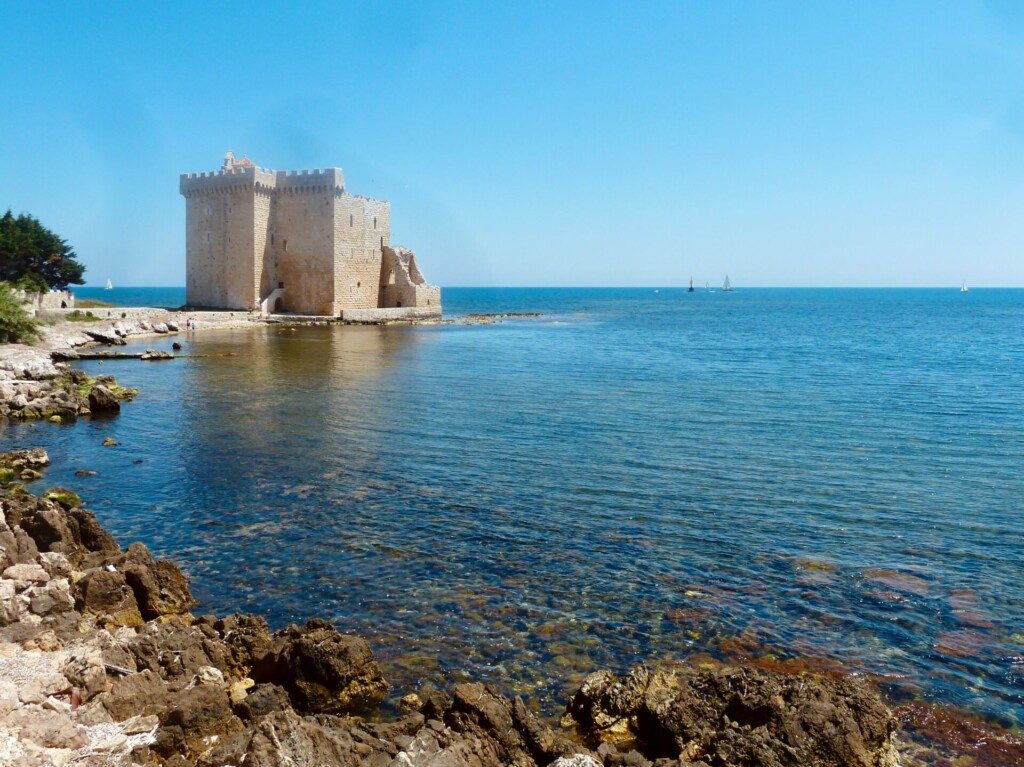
[0,282,40,343]
[65,310,100,322]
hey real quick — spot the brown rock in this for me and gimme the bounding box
[88,385,121,413]
[74,569,144,627]
[207,612,274,671]
[128,618,231,681]
[155,683,244,759]
[104,669,172,719]
[200,709,369,767]
[566,663,898,767]
[250,619,389,715]
[232,682,291,722]
[120,542,196,619]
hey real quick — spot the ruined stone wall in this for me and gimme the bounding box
[379,246,441,313]
[332,195,390,313]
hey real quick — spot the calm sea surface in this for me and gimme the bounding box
[7,287,1024,725]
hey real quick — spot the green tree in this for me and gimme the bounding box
[0,283,40,343]
[0,210,85,290]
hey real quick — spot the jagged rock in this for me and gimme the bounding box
[66,506,121,560]
[38,551,72,579]
[205,612,273,670]
[128,618,231,681]
[441,682,575,767]
[104,669,172,719]
[200,708,372,767]
[102,437,118,446]
[88,384,121,413]
[250,619,389,715]
[232,682,291,722]
[0,579,22,625]
[62,644,110,702]
[2,562,49,586]
[551,756,603,767]
[155,683,244,760]
[27,577,74,615]
[152,323,169,334]
[120,542,195,619]
[6,707,90,749]
[565,663,898,767]
[74,569,144,627]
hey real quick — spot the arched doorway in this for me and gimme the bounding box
[273,297,284,313]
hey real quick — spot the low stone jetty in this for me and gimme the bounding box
[0,450,906,767]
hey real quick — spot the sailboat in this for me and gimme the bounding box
[723,275,733,292]
[105,279,113,290]
[688,277,695,293]
[960,280,969,293]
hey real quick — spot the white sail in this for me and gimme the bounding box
[723,275,733,292]
[960,281,968,293]
[105,279,113,290]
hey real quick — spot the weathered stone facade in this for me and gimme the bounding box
[180,153,440,317]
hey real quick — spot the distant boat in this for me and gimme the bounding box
[105,279,113,290]
[688,277,695,293]
[960,281,969,293]
[723,275,733,292]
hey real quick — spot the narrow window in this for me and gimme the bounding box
[373,217,377,229]
[271,233,274,245]
[357,281,361,288]
[349,214,353,226]
[283,239,288,252]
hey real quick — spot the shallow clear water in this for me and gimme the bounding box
[6,288,1024,724]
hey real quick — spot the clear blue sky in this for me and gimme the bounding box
[2,2,1023,287]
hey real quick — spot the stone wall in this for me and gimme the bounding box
[379,246,441,311]
[183,184,260,310]
[15,290,74,314]
[333,195,390,313]
[270,188,336,316]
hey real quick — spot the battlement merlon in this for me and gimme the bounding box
[180,167,351,196]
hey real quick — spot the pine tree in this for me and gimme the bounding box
[0,210,85,290]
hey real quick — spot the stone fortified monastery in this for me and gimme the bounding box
[180,152,440,319]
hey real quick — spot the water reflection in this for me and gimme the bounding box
[4,289,1024,727]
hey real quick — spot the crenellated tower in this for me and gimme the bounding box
[180,152,436,317]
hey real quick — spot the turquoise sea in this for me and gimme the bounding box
[8,287,1024,727]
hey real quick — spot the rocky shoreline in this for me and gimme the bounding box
[0,448,915,767]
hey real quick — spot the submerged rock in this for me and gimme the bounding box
[0,450,918,767]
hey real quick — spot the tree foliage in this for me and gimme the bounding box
[0,210,85,290]
[0,282,40,343]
